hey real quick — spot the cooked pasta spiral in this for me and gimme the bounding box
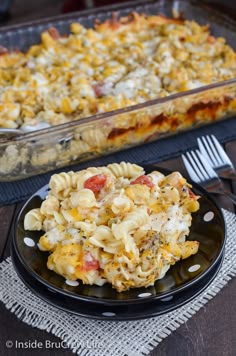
[24,162,200,292]
[107,161,144,178]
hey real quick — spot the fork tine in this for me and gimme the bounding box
[197,136,218,167]
[196,149,218,179]
[206,135,222,166]
[211,135,234,167]
[182,150,219,186]
[188,150,209,181]
[182,153,201,183]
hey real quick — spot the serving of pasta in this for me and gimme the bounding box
[24,162,200,292]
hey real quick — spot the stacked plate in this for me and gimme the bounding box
[11,166,226,321]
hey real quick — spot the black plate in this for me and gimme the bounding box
[12,165,225,306]
[11,242,224,320]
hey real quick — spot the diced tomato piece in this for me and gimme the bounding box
[84,174,107,193]
[188,187,197,199]
[131,175,155,188]
[93,84,103,97]
[208,35,216,44]
[82,252,99,271]
[0,46,8,55]
[48,27,60,39]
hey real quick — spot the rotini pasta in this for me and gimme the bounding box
[107,161,144,178]
[81,128,108,148]
[24,162,200,292]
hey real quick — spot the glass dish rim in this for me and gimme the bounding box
[1,78,236,143]
[2,0,236,33]
[1,0,236,32]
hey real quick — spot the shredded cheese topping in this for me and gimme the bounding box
[0,12,235,130]
[24,162,200,292]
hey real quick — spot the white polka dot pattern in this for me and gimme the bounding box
[138,292,152,298]
[65,280,79,287]
[23,237,35,247]
[204,211,214,222]
[188,264,201,273]
[102,312,116,317]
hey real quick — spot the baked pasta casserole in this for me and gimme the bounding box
[24,162,200,292]
[1,11,236,180]
[0,12,236,130]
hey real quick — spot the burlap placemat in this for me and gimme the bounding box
[0,209,235,356]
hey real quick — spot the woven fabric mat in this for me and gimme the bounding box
[0,209,236,356]
[1,117,236,206]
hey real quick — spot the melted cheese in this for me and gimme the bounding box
[24,163,201,292]
[0,14,235,129]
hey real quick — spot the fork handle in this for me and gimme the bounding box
[224,191,236,205]
[220,173,236,181]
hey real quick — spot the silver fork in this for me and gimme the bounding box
[197,135,236,180]
[182,150,236,205]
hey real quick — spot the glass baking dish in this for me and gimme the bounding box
[0,0,236,182]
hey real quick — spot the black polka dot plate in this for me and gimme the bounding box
[12,165,226,307]
[11,242,224,320]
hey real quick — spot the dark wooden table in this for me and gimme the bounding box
[1,141,236,356]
